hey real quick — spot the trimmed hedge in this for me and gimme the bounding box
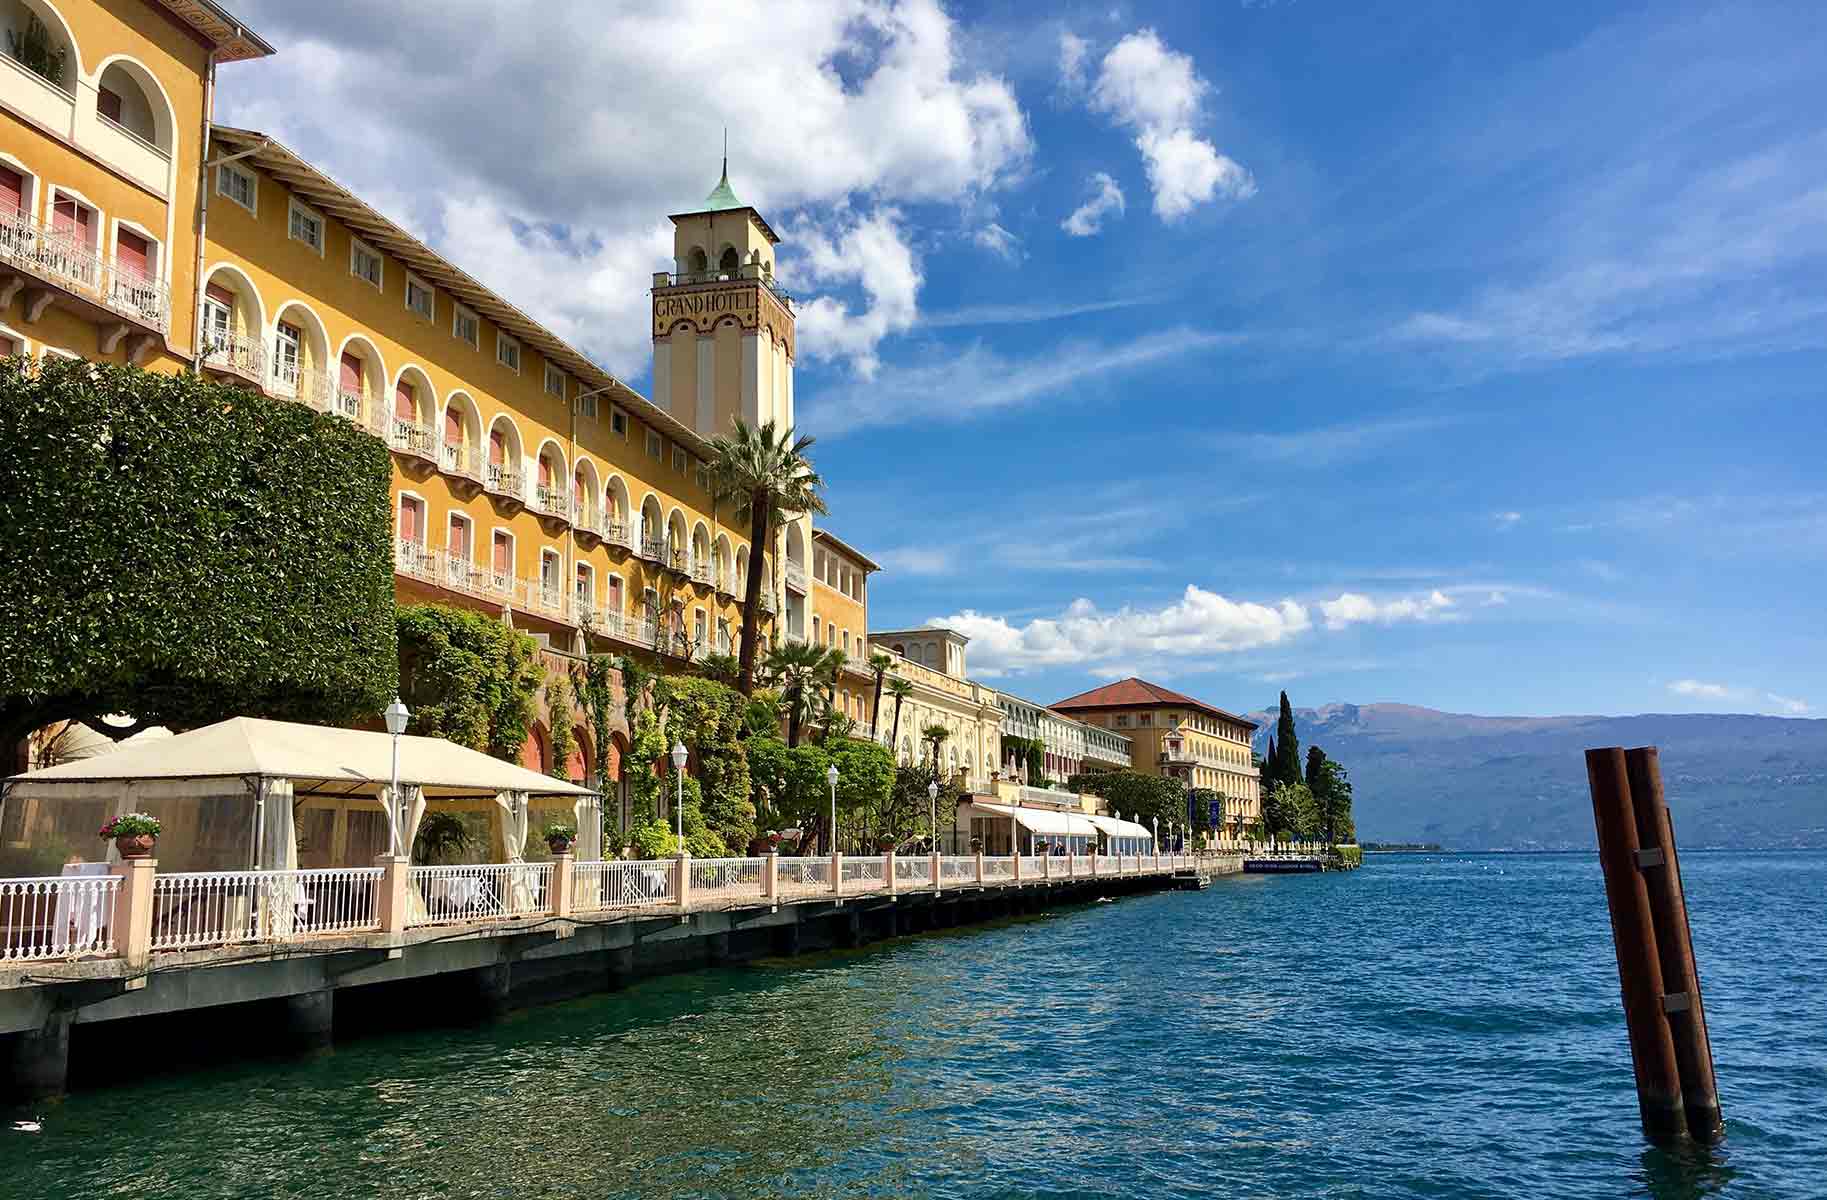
[0,358,397,743]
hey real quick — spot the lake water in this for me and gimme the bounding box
[7,852,1824,1199]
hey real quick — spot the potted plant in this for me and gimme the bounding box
[876,836,896,852]
[543,821,576,855]
[100,812,161,859]
[969,836,984,853]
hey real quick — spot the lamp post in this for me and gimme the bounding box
[670,741,687,854]
[383,696,409,856]
[826,763,839,854]
[928,779,939,854]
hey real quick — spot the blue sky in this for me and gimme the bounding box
[219,1,1826,720]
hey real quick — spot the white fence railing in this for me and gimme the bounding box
[408,863,551,927]
[940,856,976,884]
[895,856,932,886]
[149,868,383,951]
[1018,855,1047,879]
[1,874,120,961]
[575,860,673,912]
[840,856,885,890]
[777,857,831,897]
[982,855,1015,881]
[689,857,764,904]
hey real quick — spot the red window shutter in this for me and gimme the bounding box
[207,283,235,308]
[339,352,362,393]
[98,87,124,123]
[489,430,505,466]
[444,408,461,442]
[0,336,18,358]
[0,167,23,214]
[448,514,467,555]
[395,380,415,421]
[52,197,76,234]
[73,204,93,240]
[537,456,552,487]
[493,533,510,572]
[398,497,420,542]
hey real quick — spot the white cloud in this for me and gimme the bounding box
[1494,510,1523,527]
[1058,30,1090,90]
[874,547,955,577]
[805,325,1244,434]
[216,0,1031,376]
[1318,590,1455,630]
[1236,414,1453,466]
[1062,171,1127,236]
[1088,29,1255,219]
[936,587,1313,677]
[790,208,923,379]
[1667,680,1811,714]
[973,222,1020,259]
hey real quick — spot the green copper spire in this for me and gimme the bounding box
[704,131,742,210]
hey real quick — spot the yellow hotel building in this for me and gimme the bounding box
[1051,678,1262,840]
[3,0,883,785]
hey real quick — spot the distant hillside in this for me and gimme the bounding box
[1245,702,1827,851]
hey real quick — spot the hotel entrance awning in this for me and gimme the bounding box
[970,801,1099,838]
[1084,813,1155,842]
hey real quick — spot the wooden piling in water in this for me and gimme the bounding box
[1586,746,1688,1143]
[1624,747,1724,1142]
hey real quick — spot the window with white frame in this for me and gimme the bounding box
[576,389,598,420]
[717,619,730,653]
[606,573,624,615]
[575,562,594,609]
[404,273,434,320]
[672,445,688,474]
[217,163,256,214]
[694,609,706,649]
[646,430,662,459]
[540,549,561,594]
[453,304,479,349]
[0,328,23,358]
[544,362,566,398]
[496,331,521,372]
[350,238,383,289]
[288,197,325,254]
[694,461,709,491]
[610,407,627,436]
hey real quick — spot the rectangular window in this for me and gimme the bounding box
[216,163,255,214]
[577,390,598,419]
[51,193,97,247]
[694,462,709,491]
[492,531,512,574]
[672,446,688,473]
[452,304,479,348]
[575,564,593,606]
[0,165,24,215]
[98,86,124,124]
[646,430,663,460]
[447,513,471,560]
[544,363,566,398]
[404,273,434,320]
[0,333,20,358]
[397,495,424,545]
[694,609,707,647]
[496,332,521,372]
[350,238,383,288]
[610,408,628,436]
[114,227,153,280]
[288,198,324,254]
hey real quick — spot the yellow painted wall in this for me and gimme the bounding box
[200,150,756,636]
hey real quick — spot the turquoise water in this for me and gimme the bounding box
[7,852,1825,1198]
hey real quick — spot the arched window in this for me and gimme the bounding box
[719,246,740,275]
[687,247,708,275]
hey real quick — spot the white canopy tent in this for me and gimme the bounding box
[1,717,599,874]
[970,801,1102,855]
[1084,813,1156,855]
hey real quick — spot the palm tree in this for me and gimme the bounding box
[866,651,893,740]
[698,652,741,689]
[922,722,951,778]
[763,640,827,747]
[886,676,914,759]
[705,419,827,695]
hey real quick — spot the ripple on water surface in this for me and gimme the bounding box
[5,852,1824,1199]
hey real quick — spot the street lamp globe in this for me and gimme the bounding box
[383,697,410,736]
[928,780,939,854]
[671,741,688,772]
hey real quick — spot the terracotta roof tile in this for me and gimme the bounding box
[1050,677,1258,728]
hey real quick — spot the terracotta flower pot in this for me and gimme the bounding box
[115,833,156,859]
[546,836,573,855]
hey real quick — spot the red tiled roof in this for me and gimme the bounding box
[1051,677,1259,728]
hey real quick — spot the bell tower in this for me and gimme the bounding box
[650,154,797,440]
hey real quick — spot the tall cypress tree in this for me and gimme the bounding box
[1263,735,1279,787]
[1274,691,1301,788]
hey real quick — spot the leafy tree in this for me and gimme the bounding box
[746,735,793,830]
[763,639,831,747]
[397,605,544,761]
[1306,750,1355,845]
[1263,778,1321,841]
[698,651,741,689]
[827,736,896,851]
[743,689,784,739]
[570,654,621,799]
[889,765,965,850]
[866,651,894,739]
[0,358,396,748]
[1263,735,1279,788]
[655,674,754,854]
[1067,770,1187,838]
[704,419,827,695]
[546,674,578,780]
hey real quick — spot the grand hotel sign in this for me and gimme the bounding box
[652,282,794,357]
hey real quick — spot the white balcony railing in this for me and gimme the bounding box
[440,440,482,483]
[485,463,524,501]
[385,416,438,461]
[640,537,667,562]
[395,538,435,581]
[408,863,552,926]
[0,207,172,332]
[690,557,713,585]
[149,868,382,951]
[269,362,334,410]
[784,560,807,591]
[517,579,570,623]
[574,860,672,911]
[201,331,265,381]
[532,484,570,521]
[599,519,631,550]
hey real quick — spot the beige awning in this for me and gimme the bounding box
[971,801,1099,838]
[1084,813,1155,841]
[3,716,594,800]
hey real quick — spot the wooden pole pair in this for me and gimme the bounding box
[1585,745,1723,1144]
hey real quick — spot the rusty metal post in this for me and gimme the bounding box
[1625,747,1724,1142]
[1586,746,1687,1143]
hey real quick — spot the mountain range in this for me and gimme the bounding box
[1244,703,1827,851]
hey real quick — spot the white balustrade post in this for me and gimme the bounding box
[763,852,778,903]
[831,851,843,896]
[375,854,410,934]
[1011,849,1022,884]
[550,852,575,919]
[885,850,897,894]
[974,850,985,886]
[111,858,157,979]
[675,853,692,910]
[931,850,943,893]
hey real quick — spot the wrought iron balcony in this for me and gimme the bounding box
[485,463,524,502]
[640,537,667,562]
[388,417,438,463]
[440,440,482,484]
[652,265,794,310]
[784,560,807,592]
[532,484,571,522]
[0,207,170,333]
[200,331,265,383]
[269,363,333,410]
